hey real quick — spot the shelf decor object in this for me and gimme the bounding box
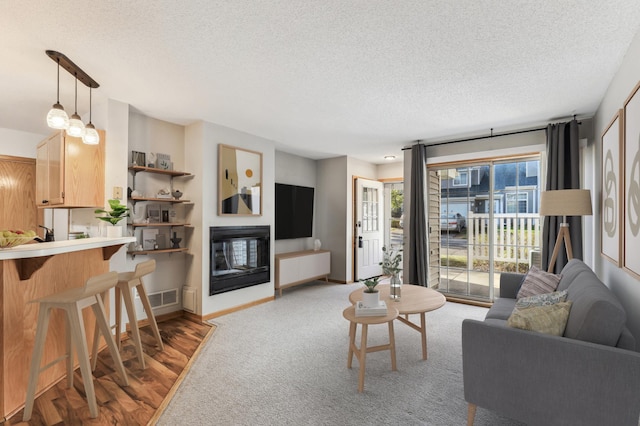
[218,144,262,216]
[623,80,640,278]
[601,109,623,266]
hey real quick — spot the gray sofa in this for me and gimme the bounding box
[462,259,640,426]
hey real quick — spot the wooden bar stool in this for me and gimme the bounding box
[24,271,129,421]
[104,259,164,369]
[342,305,399,392]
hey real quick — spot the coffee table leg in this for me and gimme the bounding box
[358,324,368,393]
[420,312,427,360]
[388,320,397,371]
[347,321,356,369]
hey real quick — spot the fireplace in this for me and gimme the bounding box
[210,226,270,295]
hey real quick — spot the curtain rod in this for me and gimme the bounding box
[402,118,582,151]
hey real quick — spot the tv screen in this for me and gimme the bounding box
[275,183,314,240]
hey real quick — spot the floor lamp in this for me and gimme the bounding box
[540,189,592,273]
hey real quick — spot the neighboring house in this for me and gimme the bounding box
[440,161,540,217]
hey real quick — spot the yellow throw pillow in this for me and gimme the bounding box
[507,301,572,336]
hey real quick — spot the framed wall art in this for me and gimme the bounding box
[601,110,623,266]
[623,81,640,278]
[218,144,262,216]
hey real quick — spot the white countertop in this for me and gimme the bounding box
[0,237,136,260]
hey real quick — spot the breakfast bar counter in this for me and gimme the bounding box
[0,237,135,419]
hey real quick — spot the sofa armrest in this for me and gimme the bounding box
[462,319,640,426]
[498,272,523,299]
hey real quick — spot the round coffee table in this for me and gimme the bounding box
[349,284,446,360]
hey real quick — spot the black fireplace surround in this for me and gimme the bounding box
[210,226,270,295]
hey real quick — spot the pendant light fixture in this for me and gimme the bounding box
[66,74,85,137]
[82,87,99,145]
[46,58,69,129]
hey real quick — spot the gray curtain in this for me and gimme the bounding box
[408,143,428,286]
[542,119,582,273]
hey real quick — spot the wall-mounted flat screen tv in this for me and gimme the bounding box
[275,183,314,240]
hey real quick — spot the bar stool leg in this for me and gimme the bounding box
[91,294,129,386]
[137,282,164,351]
[23,305,52,421]
[114,286,122,350]
[66,304,98,418]
[358,324,368,393]
[66,312,74,387]
[121,282,145,369]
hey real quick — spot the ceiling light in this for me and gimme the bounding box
[384,155,396,160]
[67,75,85,138]
[82,87,99,145]
[45,50,100,140]
[46,58,69,129]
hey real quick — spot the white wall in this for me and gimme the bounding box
[0,128,45,157]
[274,150,317,254]
[594,26,640,341]
[185,120,275,316]
[377,161,403,180]
[317,156,349,281]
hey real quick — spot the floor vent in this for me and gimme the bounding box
[145,288,179,309]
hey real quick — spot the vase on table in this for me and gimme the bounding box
[361,291,380,308]
[389,271,402,300]
[106,225,123,238]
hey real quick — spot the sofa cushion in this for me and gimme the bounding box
[516,266,562,299]
[485,298,516,321]
[507,302,572,336]
[515,290,568,308]
[564,275,627,346]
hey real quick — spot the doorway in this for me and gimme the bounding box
[354,177,384,280]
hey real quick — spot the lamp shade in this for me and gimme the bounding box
[539,189,592,217]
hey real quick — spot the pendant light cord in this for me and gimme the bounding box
[74,74,78,114]
[56,59,61,103]
[89,87,92,123]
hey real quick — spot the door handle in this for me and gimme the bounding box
[358,236,363,248]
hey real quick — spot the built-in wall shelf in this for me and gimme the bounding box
[128,165,192,178]
[130,222,190,228]
[130,196,191,204]
[127,247,189,257]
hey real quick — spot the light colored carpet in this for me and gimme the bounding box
[158,282,523,425]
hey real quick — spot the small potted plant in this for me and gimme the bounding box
[95,199,129,237]
[380,246,403,299]
[361,276,381,307]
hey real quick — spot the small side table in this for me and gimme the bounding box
[342,305,399,392]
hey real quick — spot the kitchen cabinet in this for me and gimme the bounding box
[127,165,193,256]
[36,130,105,208]
[0,155,42,232]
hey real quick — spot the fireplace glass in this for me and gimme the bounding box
[210,226,270,295]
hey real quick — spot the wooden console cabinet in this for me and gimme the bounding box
[275,249,330,296]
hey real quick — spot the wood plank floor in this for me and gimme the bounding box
[5,315,213,426]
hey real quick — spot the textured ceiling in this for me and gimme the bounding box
[2,1,640,164]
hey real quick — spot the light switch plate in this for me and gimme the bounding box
[113,186,123,199]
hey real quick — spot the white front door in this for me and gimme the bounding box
[355,178,384,280]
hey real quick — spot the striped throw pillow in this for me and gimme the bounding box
[516,266,561,299]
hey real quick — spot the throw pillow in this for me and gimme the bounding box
[507,301,572,336]
[516,266,562,299]
[515,289,568,309]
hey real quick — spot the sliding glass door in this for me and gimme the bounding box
[428,156,541,302]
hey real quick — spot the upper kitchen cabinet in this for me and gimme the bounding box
[36,130,105,208]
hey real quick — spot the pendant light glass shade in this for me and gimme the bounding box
[67,113,85,137]
[47,103,69,129]
[82,87,99,144]
[67,75,85,137]
[83,123,99,145]
[46,59,69,129]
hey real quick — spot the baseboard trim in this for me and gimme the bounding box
[202,295,275,321]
